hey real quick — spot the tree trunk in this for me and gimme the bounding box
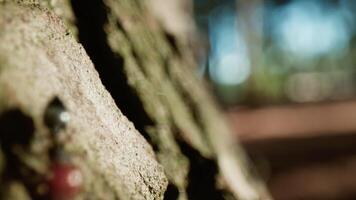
[0,1,271,199]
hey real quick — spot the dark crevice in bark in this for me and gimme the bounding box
[167,69,210,149]
[71,1,225,199]
[163,59,206,134]
[0,109,43,199]
[0,109,34,149]
[178,140,225,200]
[71,0,154,142]
[114,19,129,40]
[111,18,149,78]
[130,48,150,77]
[164,32,180,57]
[163,183,179,200]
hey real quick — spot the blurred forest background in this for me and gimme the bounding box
[195,0,356,199]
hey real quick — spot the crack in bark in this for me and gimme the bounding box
[71,0,154,140]
[177,139,225,200]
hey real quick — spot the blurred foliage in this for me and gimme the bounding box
[194,0,356,106]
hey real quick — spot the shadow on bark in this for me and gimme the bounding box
[178,141,225,200]
[71,0,228,199]
[71,0,155,142]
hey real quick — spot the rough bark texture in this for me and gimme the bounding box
[0,2,167,199]
[0,0,271,199]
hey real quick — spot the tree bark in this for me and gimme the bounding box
[0,0,271,199]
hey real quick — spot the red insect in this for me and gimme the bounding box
[47,162,83,200]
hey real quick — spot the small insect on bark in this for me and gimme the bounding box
[43,97,83,199]
[44,97,70,134]
[47,160,83,200]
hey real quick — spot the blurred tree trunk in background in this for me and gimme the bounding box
[0,0,271,199]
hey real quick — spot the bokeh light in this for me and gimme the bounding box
[195,0,356,104]
[271,0,352,59]
[208,5,251,86]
